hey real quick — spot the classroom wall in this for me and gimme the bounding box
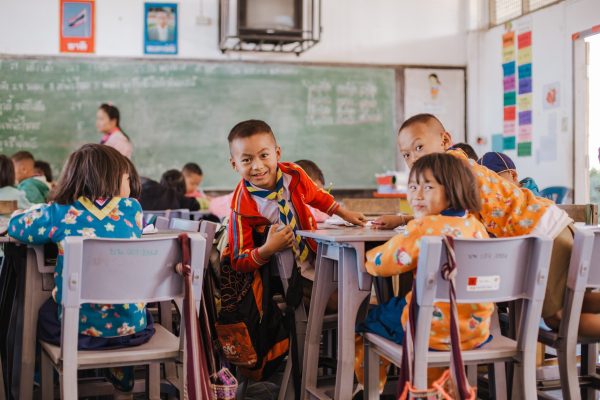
[467,0,600,193]
[0,0,468,66]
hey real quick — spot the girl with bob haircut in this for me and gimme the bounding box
[9,144,149,395]
[356,153,493,387]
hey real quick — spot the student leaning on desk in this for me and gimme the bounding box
[8,144,150,397]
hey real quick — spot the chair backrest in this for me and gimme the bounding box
[413,235,553,366]
[584,227,600,288]
[61,234,206,308]
[143,209,191,224]
[199,221,219,270]
[0,200,17,215]
[169,217,201,232]
[557,204,599,225]
[540,186,570,204]
[155,216,170,230]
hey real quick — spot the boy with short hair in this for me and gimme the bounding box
[477,151,541,196]
[11,151,49,204]
[227,119,365,277]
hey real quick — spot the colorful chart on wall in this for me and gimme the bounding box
[403,68,466,142]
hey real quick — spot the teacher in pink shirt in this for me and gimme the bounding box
[97,103,133,159]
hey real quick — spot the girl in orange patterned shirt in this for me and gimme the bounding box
[360,152,493,351]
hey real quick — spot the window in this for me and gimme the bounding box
[490,0,562,26]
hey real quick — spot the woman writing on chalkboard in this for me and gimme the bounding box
[97,103,133,159]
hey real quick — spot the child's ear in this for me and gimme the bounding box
[229,157,237,171]
[441,131,453,148]
[275,146,281,161]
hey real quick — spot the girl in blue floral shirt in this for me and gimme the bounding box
[9,144,152,395]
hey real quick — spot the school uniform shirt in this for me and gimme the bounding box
[102,129,133,159]
[447,149,571,239]
[228,162,339,274]
[17,176,49,204]
[8,197,146,338]
[365,212,493,351]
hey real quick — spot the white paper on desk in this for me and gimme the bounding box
[142,224,158,234]
[323,215,355,227]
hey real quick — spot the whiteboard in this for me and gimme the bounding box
[403,68,466,142]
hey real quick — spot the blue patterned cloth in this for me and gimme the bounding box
[9,197,146,338]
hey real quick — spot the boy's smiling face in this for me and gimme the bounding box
[398,121,452,169]
[230,132,281,191]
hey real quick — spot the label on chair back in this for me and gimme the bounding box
[466,275,500,291]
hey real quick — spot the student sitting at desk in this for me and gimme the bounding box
[139,169,200,212]
[294,159,330,223]
[182,162,211,209]
[8,144,150,396]
[357,153,493,388]
[225,119,365,278]
[477,151,541,196]
[11,151,49,204]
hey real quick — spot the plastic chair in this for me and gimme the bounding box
[39,233,206,400]
[540,186,570,204]
[363,235,553,400]
[537,226,596,399]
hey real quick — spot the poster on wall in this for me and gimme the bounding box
[517,28,533,157]
[501,24,517,150]
[144,3,178,55]
[60,0,95,53]
[403,68,466,142]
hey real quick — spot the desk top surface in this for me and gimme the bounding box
[299,227,397,242]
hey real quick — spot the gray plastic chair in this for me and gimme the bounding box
[143,209,191,224]
[363,235,553,400]
[39,233,207,400]
[537,226,596,400]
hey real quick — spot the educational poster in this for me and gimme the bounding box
[517,28,533,157]
[60,0,95,53]
[502,26,517,150]
[144,3,178,55]
[404,68,466,142]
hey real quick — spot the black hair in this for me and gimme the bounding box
[99,103,130,140]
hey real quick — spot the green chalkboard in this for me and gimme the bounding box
[0,57,396,189]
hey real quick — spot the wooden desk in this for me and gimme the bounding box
[298,227,396,400]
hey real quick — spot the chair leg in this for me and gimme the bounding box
[491,362,508,400]
[40,351,54,400]
[60,362,78,400]
[149,363,161,400]
[363,339,380,400]
[557,340,580,400]
[278,350,294,400]
[516,348,537,400]
[466,365,477,387]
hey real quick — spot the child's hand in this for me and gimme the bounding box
[261,224,295,257]
[371,215,409,230]
[336,207,366,226]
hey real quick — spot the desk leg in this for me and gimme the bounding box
[334,247,371,400]
[302,245,336,400]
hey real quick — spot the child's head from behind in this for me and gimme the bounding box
[34,160,53,182]
[11,151,35,183]
[295,159,325,188]
[477,152,518,185]
[0,155,16,188]
[161,169,186,194]
[398,114,452,168]
[53,144,134,204]
[228,119,280,190]
[182,162,203,194]
[408,153,480,219]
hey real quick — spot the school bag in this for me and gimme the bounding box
[215,225,302,382]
